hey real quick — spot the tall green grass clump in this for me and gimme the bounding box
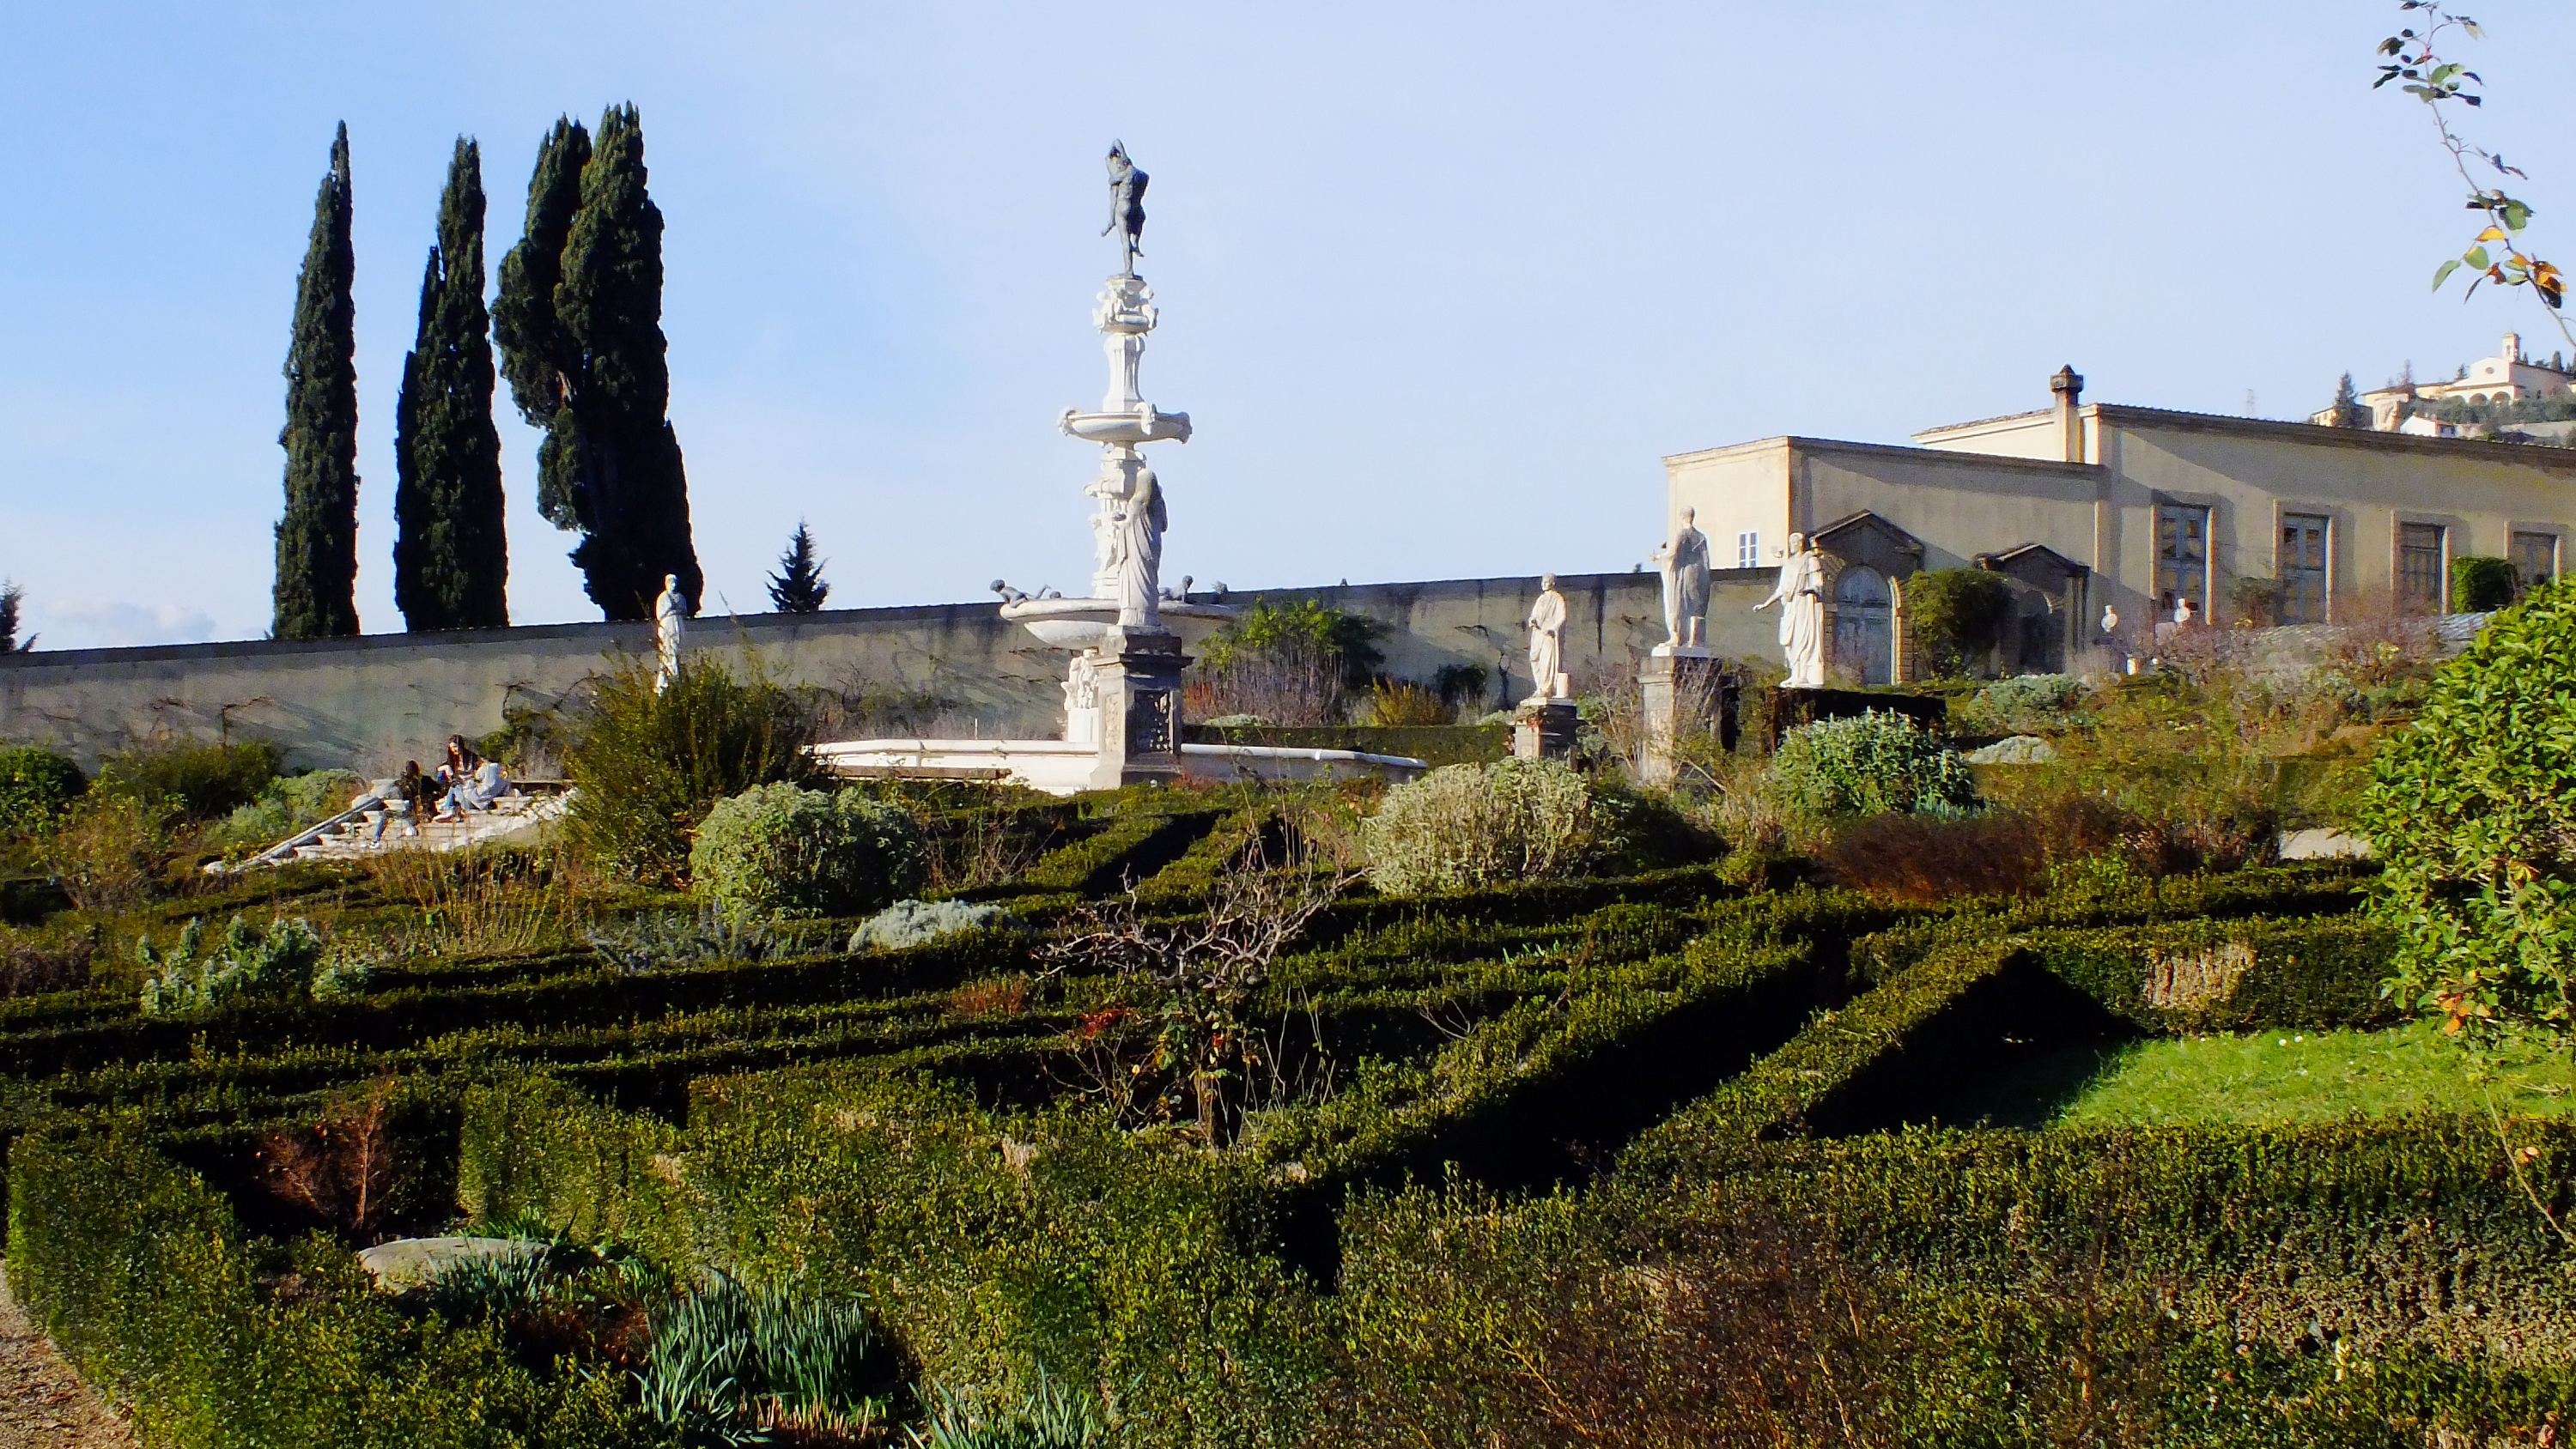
[562,658,823,882]
[690,781,924,919]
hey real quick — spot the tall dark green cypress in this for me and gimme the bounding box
[393,138,509,631]
[494,105,701,621]
[272,123,361,639]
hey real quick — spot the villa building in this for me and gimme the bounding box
[2327,331,2576,433]
[1665,366,2576,683]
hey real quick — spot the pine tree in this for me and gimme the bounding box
[767,522,830,612]
[393,137,509,632]
[494,106,701,621]
[272,123,361,640]
[2328,372,2366,428]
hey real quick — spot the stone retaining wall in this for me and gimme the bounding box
[0,571,1783,772]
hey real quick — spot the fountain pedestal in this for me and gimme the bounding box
[1071,626,1189,789]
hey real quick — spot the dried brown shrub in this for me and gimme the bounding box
[1817,795,2132,904]
[1187,646,1345,726]
[948,973,1031,1020]
[0,926,92,997]
[257,1076,400,1238]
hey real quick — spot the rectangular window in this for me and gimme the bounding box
[1737,531,1759,570]
[2512,530,2559,593]
[2154,502,2210,617]
[2399,522,2447,615]
[2278,513,2329,625]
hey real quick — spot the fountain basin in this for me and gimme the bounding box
[1001,596,1237,651]
[1060,407,1192,446]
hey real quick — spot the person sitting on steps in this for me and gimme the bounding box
[432,736,510,822]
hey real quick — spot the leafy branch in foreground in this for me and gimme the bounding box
[2376,3,2571,335]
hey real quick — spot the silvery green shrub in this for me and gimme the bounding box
[689,782,925,920]
[1361,757,1613,895]
[849,898,1024,952]
[1766,711,1979,822]
[137,914,327,1014]
[1966,674,2091,731]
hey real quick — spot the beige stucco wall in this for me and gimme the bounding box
[1912,409,2069,462]
[1791,440,2099,573]
[1664,440,1796,570]
[0,572,1785,771]
[2096,409,2576,622]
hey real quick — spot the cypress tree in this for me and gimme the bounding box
[767,522,830,612]
[494,105,702,621]
[2328,372,2366,428]
[272,123,361,639]
[393,137,509,632]
[0,580,29,652]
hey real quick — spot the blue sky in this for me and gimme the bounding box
[5,2,2573,649]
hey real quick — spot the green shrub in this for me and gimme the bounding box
[2451,554,2518,613]
[1767,710,1978,822]
[5,1115,646,1448]
[850,898,1024,951]
[207,768,366,850]
[1903,568,2015,677]
[34,789,173,912]
[136,914,327,1014]
[1360,757,1619,894]
[2363,579,2576,1044]
[94,737,280,819]
[1197,598,1385,688]
[0,745,85,834]
[690,782,926,919]
[562,658,823,882]
[1959,673,2091,733]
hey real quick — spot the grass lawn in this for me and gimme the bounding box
[2053,1021,2576,1127]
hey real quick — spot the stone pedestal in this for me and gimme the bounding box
[1638,647,1733,786]
[1512,697,1581,762]
[1078,626,1189,790]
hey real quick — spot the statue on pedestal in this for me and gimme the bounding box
[1753,534,1826,688]
[653,573,687,693]
[1093,454,1166,630]
[1651,506,1711,649]
[1104,142,1148,275]
[1525,573,1569,700]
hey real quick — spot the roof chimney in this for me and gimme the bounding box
[2050,365,2085,463]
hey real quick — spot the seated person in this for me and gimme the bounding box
[432,736,511,821]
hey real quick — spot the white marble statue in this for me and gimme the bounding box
[653,573,687,693]
[2173,596,2196,627]
[1062,652,1101,747]
[1525,573,1570,700]
[1753,533,1826,688]
[1095,275,1157,413]
[1650,506,1712,650]
[1092,454,1166,630]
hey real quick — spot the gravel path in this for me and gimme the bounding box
[0,1263,133,1448]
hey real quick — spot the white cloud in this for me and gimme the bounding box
[20,599,222,652]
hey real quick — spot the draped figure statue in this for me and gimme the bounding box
[653,573,688,694]
[1652,506,1711,649]
[1753,534,1826,688]
[1525,573,1570,700]
[1111,464,1167,628]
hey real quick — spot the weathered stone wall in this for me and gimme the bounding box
[0,571,1781,771]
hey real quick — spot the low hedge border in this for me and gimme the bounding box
[5,1113,648,1448]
